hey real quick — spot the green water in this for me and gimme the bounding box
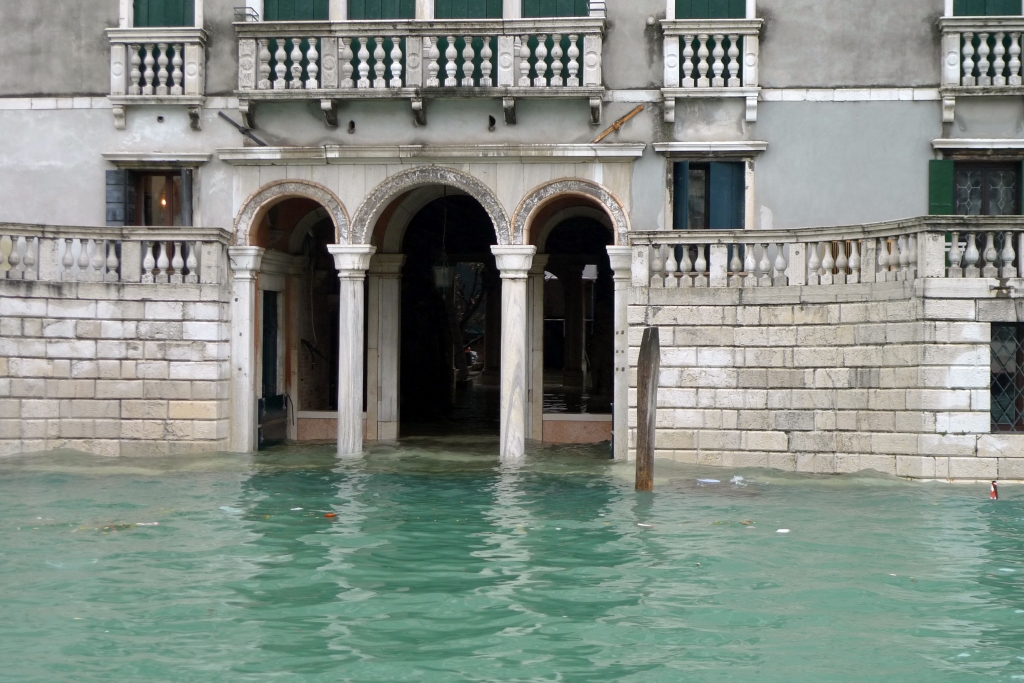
[1,439,1023,682]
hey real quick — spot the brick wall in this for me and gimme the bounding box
[0,279,231,456]
[628,280,1024,480]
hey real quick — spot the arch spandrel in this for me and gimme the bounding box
[234,180,350,246]
[512,179,631,247]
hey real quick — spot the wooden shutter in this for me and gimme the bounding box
[954,0,1021,15]
[676,0,745,19]
[181,169,194,227]
[709,162,744,229]
[348,0,416,18]
[672,162,690,230]
[523,0,588,18]
[106,171,139,226]
[264,0,329,20]
[929,160,955,215]
[134,0,195,26]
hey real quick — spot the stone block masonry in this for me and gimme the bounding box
[627,280,1024,480]
[0,279,231,456]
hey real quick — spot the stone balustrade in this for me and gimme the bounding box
[661,18,761,123]
[0,225,228,285]
[107,27,208,130]
[939,17,1024,122]
[235,18,605,126]
[631,217,1024,289]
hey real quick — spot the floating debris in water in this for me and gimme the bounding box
[219,506,243,515]
[324,513,337,519]
[740,520,754,526]
[731,476,746,485]
[136,522,159,527]
[777,529,790,534]
[291,508,303,511]
[999,568,1016,572]
[697,479,721,484]
[638,523,653,528]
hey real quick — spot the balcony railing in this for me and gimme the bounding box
[235,18,605,126]
[630,216,1024,289]
[939,16,1024,122]
[661,18,762,123]
[107,27,208,130]
[0,225,229,285]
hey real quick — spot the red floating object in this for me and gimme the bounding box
[991,481,999,500]
[324,513,337,518]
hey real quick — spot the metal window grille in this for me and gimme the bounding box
[991,323,1024,432]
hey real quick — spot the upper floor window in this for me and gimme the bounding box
[264,0,329,20]
[992,323,1024,432]
[675,0,745,19]
[134,0,195,26]
[106,170,194,227]
[523,0,589,17]
[672,161,745,230]
[436,0,502,18]
[347,0,412,19]
[930,160,1022,216]
[954,0,1022,15]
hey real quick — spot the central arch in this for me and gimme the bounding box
[233,179,350,246]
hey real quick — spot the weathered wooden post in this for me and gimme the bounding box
[636,326,660,492]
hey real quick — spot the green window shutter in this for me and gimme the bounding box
[929,160,955,215]
[348,0,415,18]
[106,171,127,226]
[523,0,588,18]
[676,0,744,18]
[134,0,195,26]
[672,162,690,230]
[954,0,1021,15]
[436,0,502,18]
[709,161,744,229]
[264,0,329,20]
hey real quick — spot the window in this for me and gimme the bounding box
[523,0,588,16]
[676,0,745,19]
[992,323,1024,432]
[106,169,193,227]
[954,0,1021,16]
[930,160,1024,216]
[437,0,502,18]
[347,0,412,19]
[134,0,195,26]
[264,0,328,20]
[672,161,745,230]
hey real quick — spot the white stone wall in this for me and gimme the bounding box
[627,280,1024,480]
[0,280,231,456]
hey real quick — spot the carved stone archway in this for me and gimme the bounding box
[351,166,512,246]
[234,179,351,246]
[512,179,630,247]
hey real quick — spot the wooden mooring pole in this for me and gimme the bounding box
[636,327,660,492]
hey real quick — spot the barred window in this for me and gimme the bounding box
[992,324,1024,432]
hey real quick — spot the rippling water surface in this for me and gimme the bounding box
[1,439,1023,682]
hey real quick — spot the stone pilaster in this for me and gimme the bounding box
[369,254,405,441]
[228,246,264,453]
[327,245,376,456]
[527,254,549,442]
[607,246,632,461]
[492,245,536,461]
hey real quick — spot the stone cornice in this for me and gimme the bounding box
[653,141,768,155]
[103,152,212,169]
[217,144,646,166]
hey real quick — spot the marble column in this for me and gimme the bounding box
[370,254,405,441]
[479,266,502,386]
[527,254,549,442]
[560,263,586,389]
[327,245,376,456]
[228,246,264,453]
[491,245,536,461]
[607,246,632,461]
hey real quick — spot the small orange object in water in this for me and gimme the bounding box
[324,513,337,518]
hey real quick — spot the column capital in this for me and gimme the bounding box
[606,246,632,281]
[528,253,549,276]
[491,245,536,280]
[369,253,407,277]
[328,244,376,278]
[227,246,265,276]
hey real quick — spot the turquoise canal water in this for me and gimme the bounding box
[1,440,1023,682]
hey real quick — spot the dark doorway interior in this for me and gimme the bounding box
[259,290,287,448]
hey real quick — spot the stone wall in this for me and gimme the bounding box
[0,279,232,456]
[627,279,1024,480]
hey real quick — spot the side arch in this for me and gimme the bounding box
[233,179,350,246]
[512,179,630,247]
[351,166,512,246]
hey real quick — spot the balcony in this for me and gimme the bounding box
[107,27,208,130]
[939,16,1024,123]
[234,18,605,128]
[661,18,762,124]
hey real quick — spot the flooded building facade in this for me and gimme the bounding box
[2,0,1024,478]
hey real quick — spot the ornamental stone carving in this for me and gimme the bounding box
[351,166,512,245]
[512,179,630,246]
[234,180,351,246]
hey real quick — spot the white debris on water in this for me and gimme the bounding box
[777,529,790,534]
[219,506,243,515]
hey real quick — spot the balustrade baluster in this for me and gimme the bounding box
[289,38,304,89]
[480,37,494,86]
[155,43,169,95]
[357,38,370,88]
[444,36,458,86]
[663,244,678,288]
[963,32,976,86]
[994,32,1007,85]
[156,241,170,283]
[518,36,532,87]
[834,241,849,284]
[426,37,441,87]
[143,44,156,95]
[849,240,861,284]
[22,237,37,281]
[258,39,272,89]
[550,34,564,86]
[978,33,992,85]
[141,241,156,283]
[77,239,91,281]
[1001,231,1017,278]
[820,242,836,285]
[462,37,476,86]
[965,233,980,277]
[567,35,580,87]
[274,39,288,89]
[650,244,664,287]
[186,242,199,283]
[982,231,999,277]
[7,237,22,279]
[744,243,757,287]
[682,35,695,88]
[534,35,549,87]
[105,241,119,282]
[340,38,355,88]
[696,35,710,88]
[90,239,105,281]
[170,44,184,95]
[948,231,964,278]
[1011,33,1022,85]
[694,245,709,287]
[61,239,74,281]
[390,37,403,87]
[674,245,690,287]
[758,244,772,286]
[306,38,319,89]
[170,241,185,283]
[129,44,142,95]
[898,235,910,279]
[728,245,743,286]
[807,241,822,285]
[373,37,387,88]
[727,34,740,87]
[772,243,788,286]
[711,34,726,87]
[908,235,918,278]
